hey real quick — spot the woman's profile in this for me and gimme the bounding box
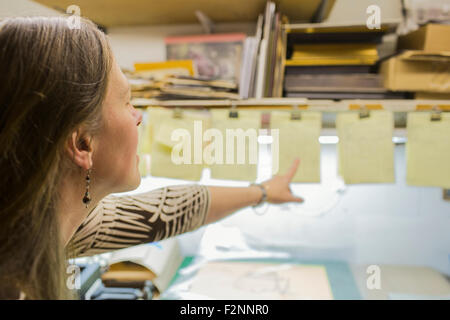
[0,16,303,300]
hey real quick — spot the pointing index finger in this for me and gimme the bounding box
[285,158,300,181]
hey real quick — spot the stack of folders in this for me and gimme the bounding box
[128,72,239,100]
[239,1,285,98]
[283,24,410,100]
[155,75,239,100]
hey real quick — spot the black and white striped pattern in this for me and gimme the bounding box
[69,184,210,257]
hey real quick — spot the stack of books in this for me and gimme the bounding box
[282,23,410,100]
[249,1,285,98]
[160,1,284,99]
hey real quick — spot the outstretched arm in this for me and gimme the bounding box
[69,159,302,257]
[68,184,210,257]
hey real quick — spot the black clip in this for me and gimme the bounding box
[290,104,301,120]
[430,105,442,121]
[359,105,370,119]
[173,107,183,119]
[229,102,238,118]
[443,189,450,201]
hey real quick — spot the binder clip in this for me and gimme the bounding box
[172,107,183,119]
[443,189,450,201]
[229,102,238,118]
[290,104,302,120]
[359,105,370,119]
[430,105,442,122]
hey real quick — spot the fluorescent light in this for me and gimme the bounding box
[319,136,339,144]
[258,135,273,144]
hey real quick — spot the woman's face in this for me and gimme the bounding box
[92,59,143,194]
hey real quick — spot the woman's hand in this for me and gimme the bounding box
[260,158,304,204]
[205,158,303,224]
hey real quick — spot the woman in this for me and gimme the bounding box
[0,16,303,300]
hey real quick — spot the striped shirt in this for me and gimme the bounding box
[68,184,211,257]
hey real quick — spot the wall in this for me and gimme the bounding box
[0,0,61,18]
[107,23,255,70]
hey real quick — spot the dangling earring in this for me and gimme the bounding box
[82,168,91,208]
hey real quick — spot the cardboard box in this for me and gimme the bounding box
[398,24,450,52]
[380,51,450,93]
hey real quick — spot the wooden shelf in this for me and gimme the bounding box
[132,97,308,108]
[33,0,335,27]
[131,97,450,113]
[283,19,401,33]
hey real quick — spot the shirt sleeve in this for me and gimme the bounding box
[67,184,211,257]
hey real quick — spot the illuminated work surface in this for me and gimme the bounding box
[163,256,450,300]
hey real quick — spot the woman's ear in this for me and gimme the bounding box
[65,129,94,170]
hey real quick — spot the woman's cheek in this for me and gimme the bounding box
[124,119,140,168]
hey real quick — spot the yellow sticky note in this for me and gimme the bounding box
[154,118,193,148]
[271,111,321,182]
[145,107,170,154]
[150,109,210,181]
[336,111,395,184]
[209,109,260,181]
[406,112,450,188]
[137,109,152,155]
[137,110,152,176]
